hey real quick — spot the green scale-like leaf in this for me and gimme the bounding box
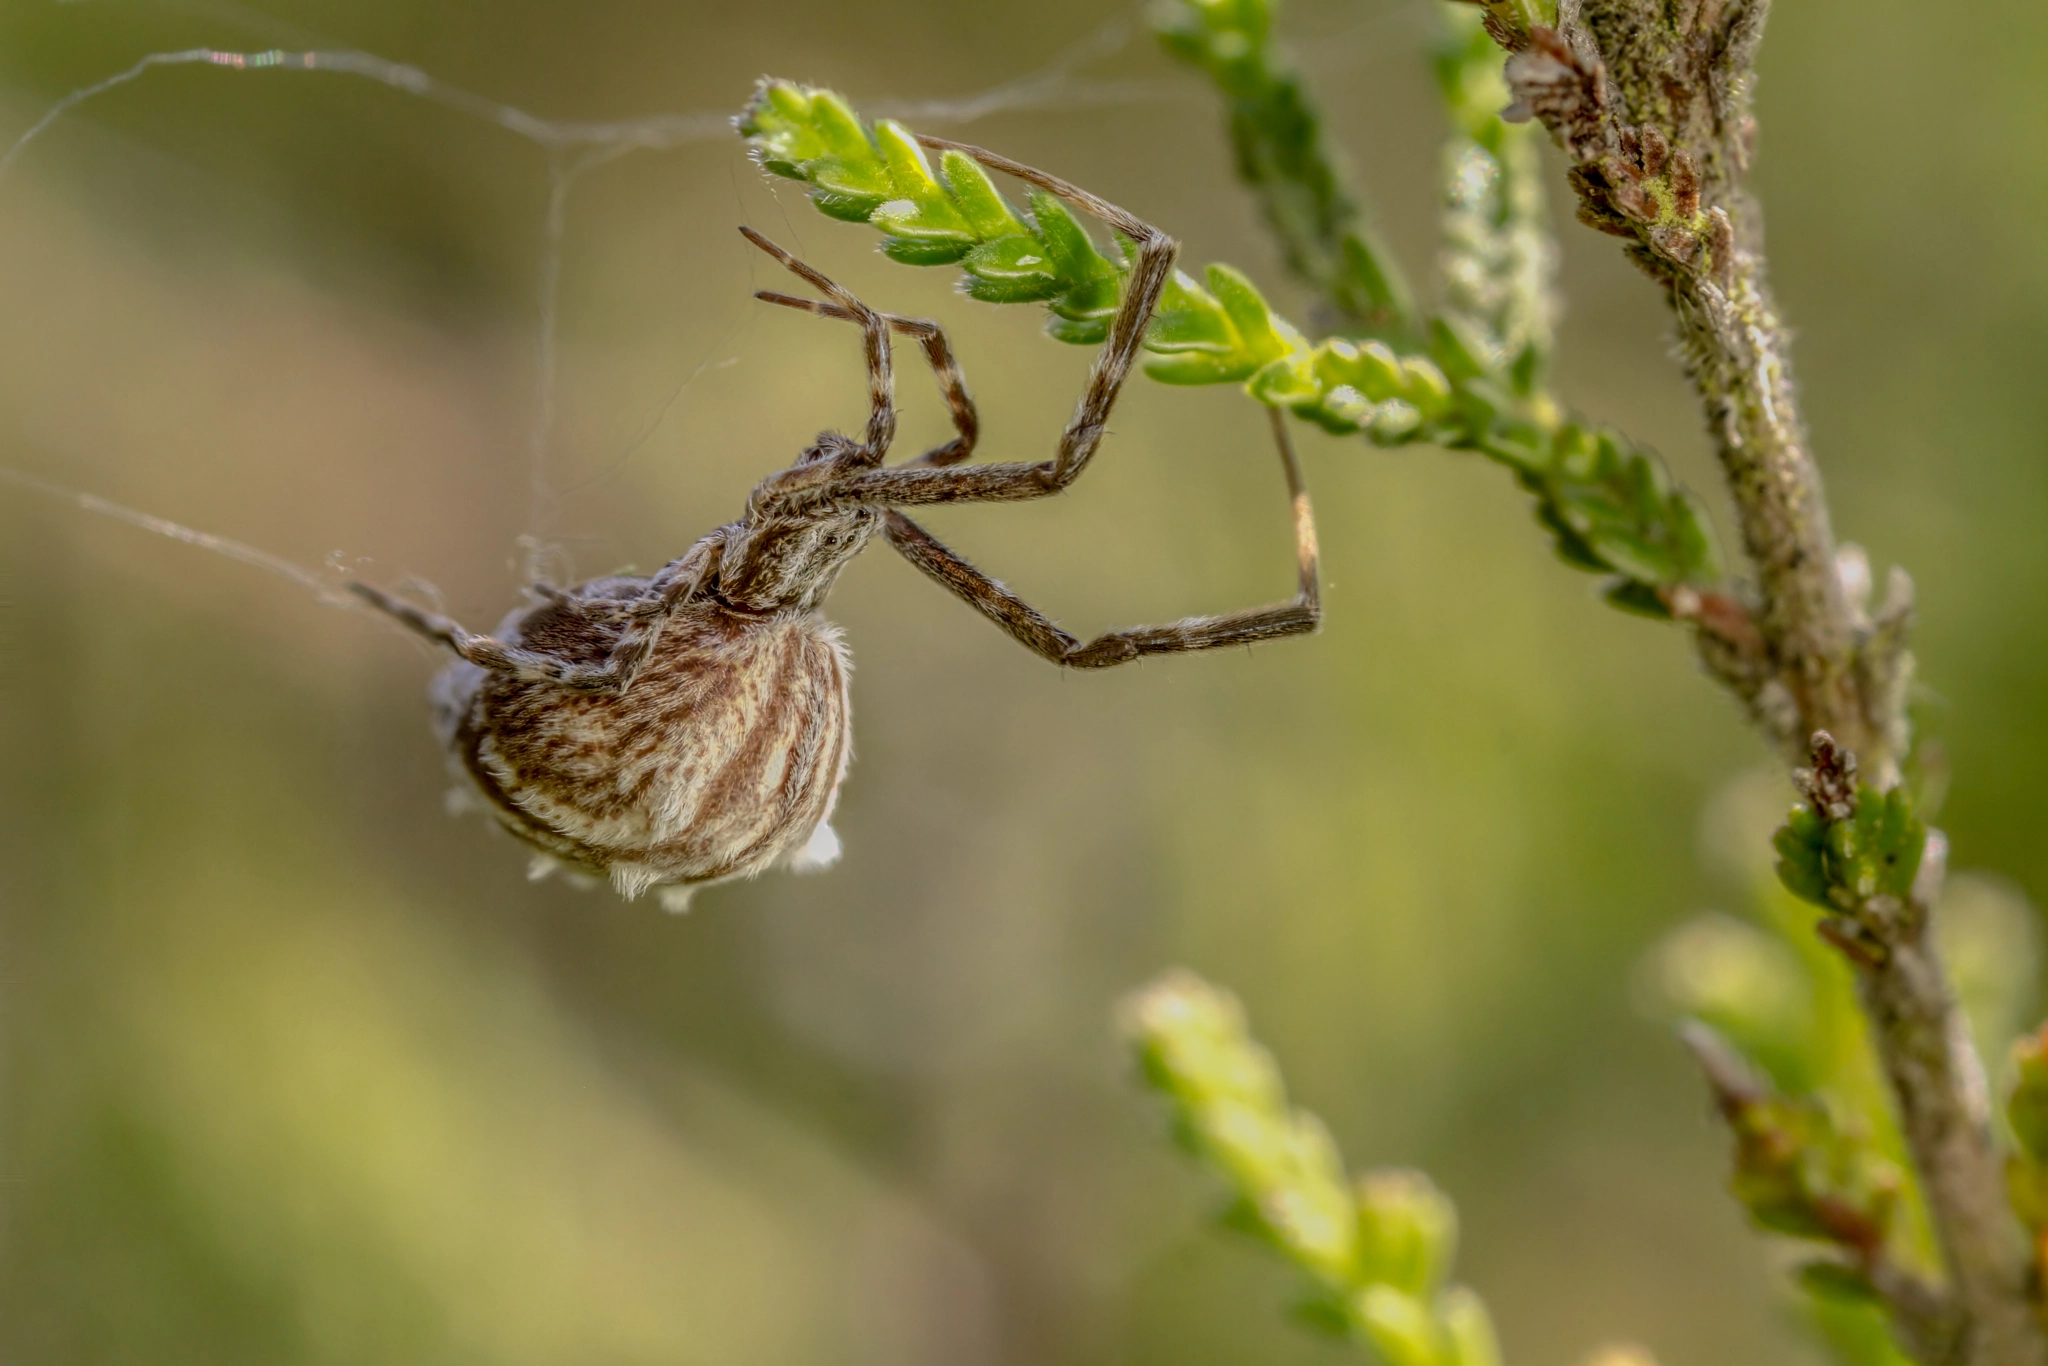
[1774,783,1926,913]
[739,77,1725,608]
[1153,0,1415,335]
[1121,970,1503,1366]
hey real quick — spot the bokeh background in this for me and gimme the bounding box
[0,0,2042,1362]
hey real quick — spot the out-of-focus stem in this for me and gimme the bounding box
[1155,0,1416,337]
[1857,907,2039,1366]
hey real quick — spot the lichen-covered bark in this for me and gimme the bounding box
[1670,259,1866,762]
[1496,3,2046,1360]
[1501,0,1902,771]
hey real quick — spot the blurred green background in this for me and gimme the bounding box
[0,1,2042,1362]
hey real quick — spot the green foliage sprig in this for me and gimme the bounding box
[1150,2,1720,605]
[737,80,1450,421]
[737,76,1721,608]
[1120,969,1504,1366]
[1654,779,2048,1366]
[1652,834,1938,1366]
[1123,970,1666,1366]
[1152,0,1415,336]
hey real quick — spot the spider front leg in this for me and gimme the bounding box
[738,226,896,464]
[350,533,723,691]
[883,408,1320,668]
[756,138,1178,513]
[753,291,979,467]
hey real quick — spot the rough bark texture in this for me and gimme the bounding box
[1670,262,1862,759]
[1860,922,2040,1366]
[1499,2,2046,1361]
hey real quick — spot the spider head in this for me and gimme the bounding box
[718,504,880,615]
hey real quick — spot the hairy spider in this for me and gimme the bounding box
[351,137,1321,910]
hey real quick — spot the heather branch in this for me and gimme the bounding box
[1124,969,1540,1366]
[1478,1,2037,1356]
[1494,4,1907,773]
[1154,3,1768,654]
[1435,7,1557,394]
[740,77,1725,611]
[1123,969,1677,1365]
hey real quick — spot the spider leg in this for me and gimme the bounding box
[753,141,1177,513]
[738,227,895,463]
[350,580,582,683]
[881,408,1319,667]
[755,292,978,467]
[351,534,724,692]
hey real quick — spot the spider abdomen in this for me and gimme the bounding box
[434,585,852,903]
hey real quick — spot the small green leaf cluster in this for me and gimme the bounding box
[737,77,1721,605]
[739,81,1451,416]
[1639,772,2048,1363]
[1459,412,1720,606]
[1655,835,2048,1363]
[1773,785,1926,914]
[1675,1020,1922,1352]
[1121,970,1500,1366]
[1152,290,1455,441]
[738,82,1126,338]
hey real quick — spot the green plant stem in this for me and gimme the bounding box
[1772,737,2031,1366]
[1683,1020,1962,1363]
[1154,0,1416,337]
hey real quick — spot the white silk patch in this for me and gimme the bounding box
[787,821,842,873]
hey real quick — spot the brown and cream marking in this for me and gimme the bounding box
[353,138,1322,907]
[433,584,853,906]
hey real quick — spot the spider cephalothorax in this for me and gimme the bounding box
[354,139,1321,909]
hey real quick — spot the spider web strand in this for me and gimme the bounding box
[0,464,356,609]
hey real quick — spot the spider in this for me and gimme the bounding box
[350,136,1322,910]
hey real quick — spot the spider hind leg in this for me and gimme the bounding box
[350,530,724,694]
[879,407,1320,667]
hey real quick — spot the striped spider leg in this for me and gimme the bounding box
[348,138,1319,905]
[740,138,1321,668]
